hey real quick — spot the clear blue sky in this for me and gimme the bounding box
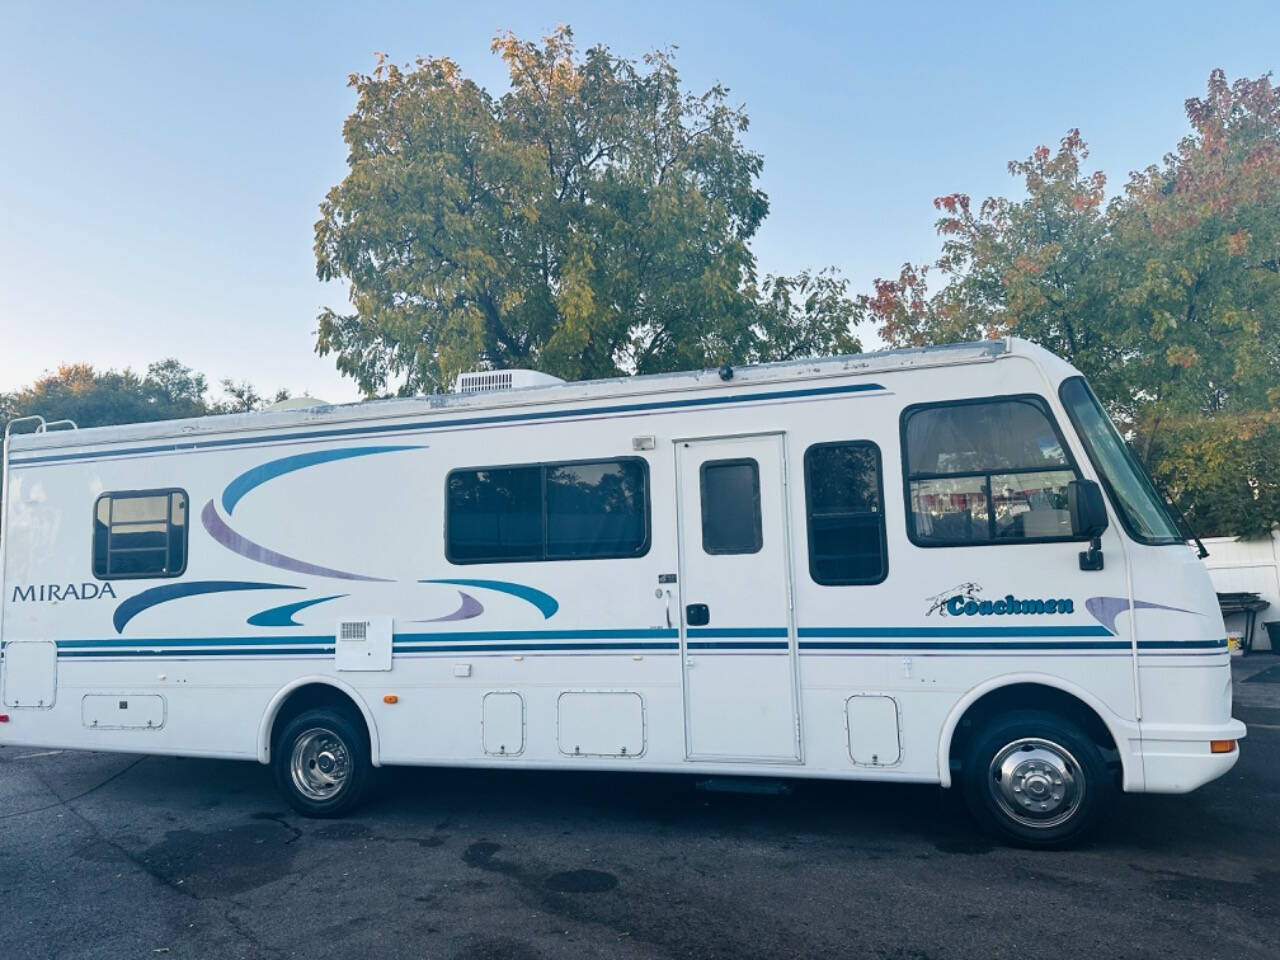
[2,1,1276,403]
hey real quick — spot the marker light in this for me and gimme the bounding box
[0,714,8,723]
[1210,740,1236,754]
[383,695,399,705]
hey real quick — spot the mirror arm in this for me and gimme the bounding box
[1079,535,1104,572]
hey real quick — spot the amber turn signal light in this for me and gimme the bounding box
[383,695,399,705]
[1210,739,1236,754]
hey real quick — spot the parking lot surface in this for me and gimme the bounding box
[2,661,1278,960]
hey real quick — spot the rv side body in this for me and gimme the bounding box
[0,339,1242,804]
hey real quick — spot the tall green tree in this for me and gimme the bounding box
[315,26,859,395]
[1,362,290,539]
[861,71,1280,538]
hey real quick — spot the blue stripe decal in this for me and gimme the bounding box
[688,641,789,650]
[61,635,333,648]
[113,581,301,633]
[222,446,420,515]
[687,627,789,638]
[397,642,678,653]
[61,647,335,658]
[800,638,1226,651]
[395,628,674,641]
[800,640,1131,651]
[797,625,1114,638]
[10,382,886,466]
[246,595,346,627]
[417,580,559,619]
[49,627,1225,657]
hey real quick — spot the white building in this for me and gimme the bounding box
[1203,531,1279,651]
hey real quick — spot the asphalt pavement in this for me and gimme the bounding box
[2,660,1278,960]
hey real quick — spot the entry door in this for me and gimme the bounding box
[675,434,800,761]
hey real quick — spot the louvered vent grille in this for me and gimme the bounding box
[339,620,369,641]
[452,370,566,393]
[456,371,513,393]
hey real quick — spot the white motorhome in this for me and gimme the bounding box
[0,339,1244,846]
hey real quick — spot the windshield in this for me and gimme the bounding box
[1058,377,1183,545]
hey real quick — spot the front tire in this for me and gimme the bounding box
[962,709,1112,848]
[272,707,372,817]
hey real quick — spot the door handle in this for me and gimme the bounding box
[685,603,710,627]
[664,589,672,629]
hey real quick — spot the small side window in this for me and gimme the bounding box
[901,396,1081,546]
[805,442,887,584]
[93,489,189,579]
[700,459,762,555]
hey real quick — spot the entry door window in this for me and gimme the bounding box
[699,458,762,554]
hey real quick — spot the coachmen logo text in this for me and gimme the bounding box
[12,582,118,603]
[926,582,1074,618]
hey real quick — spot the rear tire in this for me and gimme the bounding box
[962,709,1111,848]
[272,707,371,818]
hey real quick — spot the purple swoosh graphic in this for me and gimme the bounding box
[1085,596,1202,635]
[410,591,485,623]
[201,500,391,582]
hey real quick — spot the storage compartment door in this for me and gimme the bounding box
[2,641,57,709]
[482,692,525,756]
[846,695,901,766]
[557,692,645,758]
[83,694,167,730]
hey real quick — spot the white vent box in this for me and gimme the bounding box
[335,617,393,671]
[453,369,565,394]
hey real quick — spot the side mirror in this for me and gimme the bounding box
[1068,479,1109,539]
[1068,479,1108,571]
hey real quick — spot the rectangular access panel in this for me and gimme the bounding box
[1,641,57,709]
[846,695,902,766]
[335,617,393,671]
[557,691,645,758]
[482,692,525,756]
[83,694,166,730]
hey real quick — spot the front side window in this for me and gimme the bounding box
[447,458,649,563]
[93,490,189,579]
[805,441,887,584]
[1058,377,1182,545]
[902,397,1079,545]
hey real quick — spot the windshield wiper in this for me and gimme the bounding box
[1155,480,1208,559]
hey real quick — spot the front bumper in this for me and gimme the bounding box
[1134,718,1247,794]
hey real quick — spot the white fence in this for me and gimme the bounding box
[1202,531,1280,652]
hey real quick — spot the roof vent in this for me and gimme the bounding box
[453,369,565,394]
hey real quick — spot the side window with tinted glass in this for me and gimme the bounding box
[446,458,649,563]
[805,442,887,584]
[902,397,1080,545]
[93,490,189,579]
[700,459,762,554]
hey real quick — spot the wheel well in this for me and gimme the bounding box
[948,683,1118,774]
[269,683,370,755]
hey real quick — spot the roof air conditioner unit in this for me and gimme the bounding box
[453,370,566,394]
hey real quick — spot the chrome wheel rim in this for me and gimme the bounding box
[988,737,1083,830]
[290,727,351,801]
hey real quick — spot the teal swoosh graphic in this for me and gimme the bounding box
[419,579,559,619]
[247,594,347,627]
[222,446,422,515]
[114,581,300,633]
